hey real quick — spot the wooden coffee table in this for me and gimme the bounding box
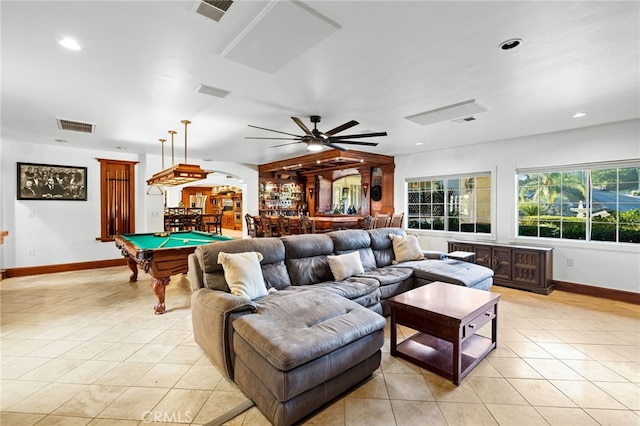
[389,281,500,385]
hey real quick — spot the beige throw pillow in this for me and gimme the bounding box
[327,251,365,281]
[217,251,267,300]
[389,234,425,263]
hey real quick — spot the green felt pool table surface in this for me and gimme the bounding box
[118,230,232,250]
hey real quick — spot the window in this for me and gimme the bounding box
[517,161,640,244]
[407,173,491,234]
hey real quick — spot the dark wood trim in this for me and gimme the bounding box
[554,280,640,305]
[5,258,127,278]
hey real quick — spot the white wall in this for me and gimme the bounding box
[0,140,260,269]
[394,119,640,293]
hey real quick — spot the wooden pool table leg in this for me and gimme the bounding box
[150,277,170,315]
[126,257,138,282]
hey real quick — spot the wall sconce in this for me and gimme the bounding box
[362,183,369,197]
[308,188,314,199]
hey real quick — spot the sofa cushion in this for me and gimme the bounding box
[311,276,380,302]
[233,289,385,371]
[329,229,377,271]
[327,251,365,281]
[359,266,414,286]
[196,237,291,292]
[218,251,268,300]
[390,233,425,263]
[367,228,406,267]
[405,259,494,288]
[282,234,334,285]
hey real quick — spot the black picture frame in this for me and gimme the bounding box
[17,162,87,200]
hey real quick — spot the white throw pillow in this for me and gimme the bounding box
[389,234,425,263]
[327,251,365,281]
[217,251,268,300]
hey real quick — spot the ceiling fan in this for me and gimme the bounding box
[246,115,387,152]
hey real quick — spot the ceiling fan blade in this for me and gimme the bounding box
[329,131,388,140]
[248,124,302,138]
[245,137,302,140]
[325,142,348,151]
[269,141,306,148]
[331,140,379,146]
[324,120,359,136]
[291,117,312,136]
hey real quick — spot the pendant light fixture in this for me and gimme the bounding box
[146,120,208,187]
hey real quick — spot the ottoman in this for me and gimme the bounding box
[232,288,385,426]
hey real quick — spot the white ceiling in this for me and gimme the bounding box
[2,0,639,167]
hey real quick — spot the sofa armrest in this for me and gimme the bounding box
[191,288,257,380]
[422,250,445,260]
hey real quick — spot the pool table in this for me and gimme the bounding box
[114,231,233,314]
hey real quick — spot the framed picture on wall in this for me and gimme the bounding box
[17,162,87,200]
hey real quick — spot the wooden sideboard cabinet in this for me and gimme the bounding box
[448,240,554,295]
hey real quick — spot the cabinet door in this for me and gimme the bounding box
[474,246,493,269]
[512,249,542,287]
[448,242,474,253]
[492,247,512,281]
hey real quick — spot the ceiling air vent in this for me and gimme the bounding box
[56,118,96,134]
[194,0,233,22]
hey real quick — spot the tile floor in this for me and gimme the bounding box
[1,249,639,425]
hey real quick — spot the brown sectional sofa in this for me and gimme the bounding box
[188,227,493,425]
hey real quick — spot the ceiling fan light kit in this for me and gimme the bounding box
[246,115,387,152]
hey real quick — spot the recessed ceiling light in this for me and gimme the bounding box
[59,38,81,51]
[572,112,587,118]
[499,38,523,51]
[416,142,423,146]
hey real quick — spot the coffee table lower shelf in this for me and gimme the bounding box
[393,332,495,384]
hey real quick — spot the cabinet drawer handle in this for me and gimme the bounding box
[485,312,491,316]
[469,323,476,329]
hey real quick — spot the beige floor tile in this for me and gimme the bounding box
[523,358,586,381]
[56,360,119,384]
[0,379,48,410]
[0,412,46,425]
[437,401,499,426]
[488,357,544,379]
[507,378,576,407]
[0,337,53,356]
[466,377,528,405]
[487,404,549,425]
[19,358,86,382]
[53,384,127,417]
[93,361,155,386]
[7,382,86,414]
[32,416,92,425]
[600,360,640,382]
[302,399,345,425]
[518,329,565,343]
[550,379,626,409]
[391,400,447,425]
[86,419,139,425]
[134,363,191,388]
[502,341,554,358]
[192,391,251,424]
[345,372,389,399]
[380,353,421,374]
[149,388,211,423]
[585,408,640,425]
[536,342,590,360]
[91,342,145,362]
[1,356,51,379]
[26,339,84,358]
[345,398,396,426]
[161,344,205,364]
[118,328,164,344]
[96,386,169,420]
[174,364,223,390]
[593,381,640,410]
[424,375,482,403]
[126,343,177,363]
[384,372,434,401]
[59,341,115,360]
[534,406,599,426]
[561,359,627,382]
